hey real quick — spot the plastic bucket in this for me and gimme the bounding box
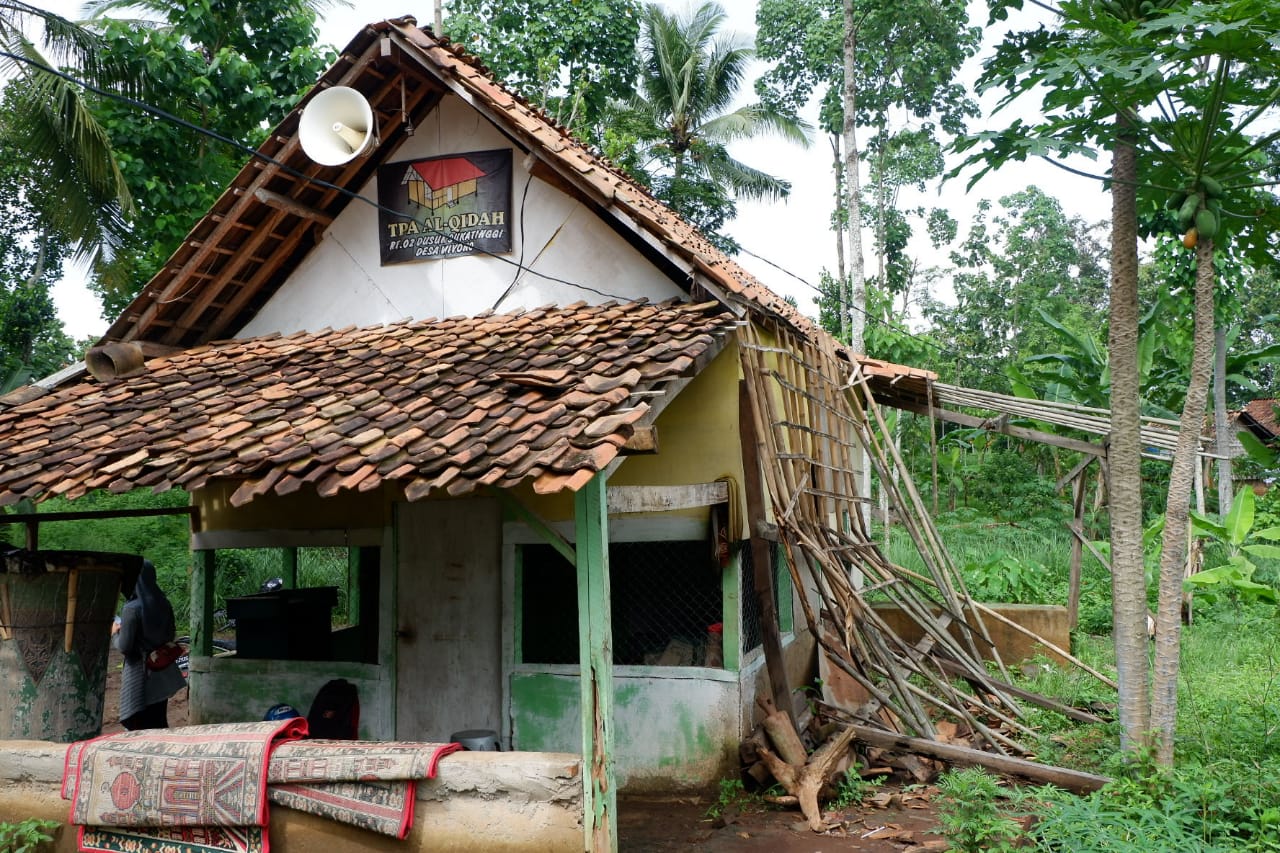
[450,728,500,750]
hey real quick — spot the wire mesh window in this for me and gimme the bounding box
[741,543,793,654]
[519,539,723,667]
[209,545,380,664]
[212,546,362,626]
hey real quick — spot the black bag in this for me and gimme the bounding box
[306,678,360,739]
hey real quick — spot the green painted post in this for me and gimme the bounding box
[721,550,740,671]
[281,547,298,589]
[346,547,360,626]
[575,473,617,853]
[191,550,215,657]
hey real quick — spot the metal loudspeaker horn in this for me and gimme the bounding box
[299,86,378,166]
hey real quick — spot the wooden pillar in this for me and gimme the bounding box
[740,381,792,724]
[575,472,617,853]
[191,550,215,657]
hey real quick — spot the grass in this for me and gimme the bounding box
[904,509,1280,850]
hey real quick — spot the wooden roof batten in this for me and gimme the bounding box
[105,25,437,348]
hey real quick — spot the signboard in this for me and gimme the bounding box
[377,149,512,265]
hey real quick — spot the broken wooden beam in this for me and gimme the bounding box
[847,723,1110,793]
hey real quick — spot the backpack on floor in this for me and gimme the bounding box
[306,678,360,739]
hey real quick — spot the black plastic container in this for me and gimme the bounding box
[226,586,338,660]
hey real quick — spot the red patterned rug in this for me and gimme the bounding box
[63,726,461,852]
[64,720,307,853]
[266,740,461,838]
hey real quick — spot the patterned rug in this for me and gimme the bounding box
[78,825,265,853]
[63,726,461,852]
[266,740,461,838]
[64,720,308,853]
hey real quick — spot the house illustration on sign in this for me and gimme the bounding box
[401,156,487,210]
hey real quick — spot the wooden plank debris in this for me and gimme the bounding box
[735,322,1118,813]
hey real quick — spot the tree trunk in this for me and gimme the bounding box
[1213,324,1232,514]
[831,135,849,344]
[1150,236,1216,764]
[1107,124,1151,753]
[842,0,866,356]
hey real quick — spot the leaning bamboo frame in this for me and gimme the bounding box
[739,324,1113,757]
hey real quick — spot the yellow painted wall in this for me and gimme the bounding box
[503,339,746,531]
[195,480,397,532]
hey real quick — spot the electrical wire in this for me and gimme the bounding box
[12,49,1072,402]
[734,245,1060,397]
[2,50,633,303]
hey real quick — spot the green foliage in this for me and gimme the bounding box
[1188,488,1280,607]
[3,489,193,627]
[445,0,640,137]
[962,553,1051,604]
[830,770,881,809]
[605,2,810,249]
[0,93,81,379]
[935,768,1023,852]
[963,449,1062,519]
[929,187,1108,393]
[0,818,59,853]
[704,777,752,819]
[84,0,335,313]
[1029,768,1280,851]
[1175,603,1280,766]
[755,0,980,137]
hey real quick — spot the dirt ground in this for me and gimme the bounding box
[617,787,947,852]
[101,647,190,735]
[102,651,947,850]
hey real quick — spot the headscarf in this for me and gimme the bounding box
[134,560,176,651]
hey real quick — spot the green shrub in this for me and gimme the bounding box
[961,552,1051,603]
[935,768,1024,853]
[964,450,1064,519]
[1029,767,1280,852]
[0,819,59,853]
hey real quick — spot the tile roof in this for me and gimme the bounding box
[1239,399,1280,440]
[0,301,736,505]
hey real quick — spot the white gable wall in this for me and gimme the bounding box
[240,96,684,339]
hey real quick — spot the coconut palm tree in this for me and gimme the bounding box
[0,3,133,263]
[617,1,809,245]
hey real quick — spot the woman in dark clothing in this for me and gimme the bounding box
[115,560,186,730]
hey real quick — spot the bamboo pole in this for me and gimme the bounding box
[845,723,1111,793]
[64,568,79,653]
[0,578,11,641]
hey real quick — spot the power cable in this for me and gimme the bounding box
[12,49,1067,402]
[2,50,633,303]
[734,245,1059,397]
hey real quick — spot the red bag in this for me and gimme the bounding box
[146,641,184,671]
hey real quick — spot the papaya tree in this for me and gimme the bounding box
[960,0,1280,761]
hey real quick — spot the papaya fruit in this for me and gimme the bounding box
[1195,207,1219,240]
[1183,228,1197,249]
[1201,175,1224,198]
[1178,193,1201,230]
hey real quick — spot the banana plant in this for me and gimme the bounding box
[1187,488,1280,606]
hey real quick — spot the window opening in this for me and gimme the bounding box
[519,540,723,666]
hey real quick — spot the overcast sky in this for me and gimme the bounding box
[33,0,1107,340]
